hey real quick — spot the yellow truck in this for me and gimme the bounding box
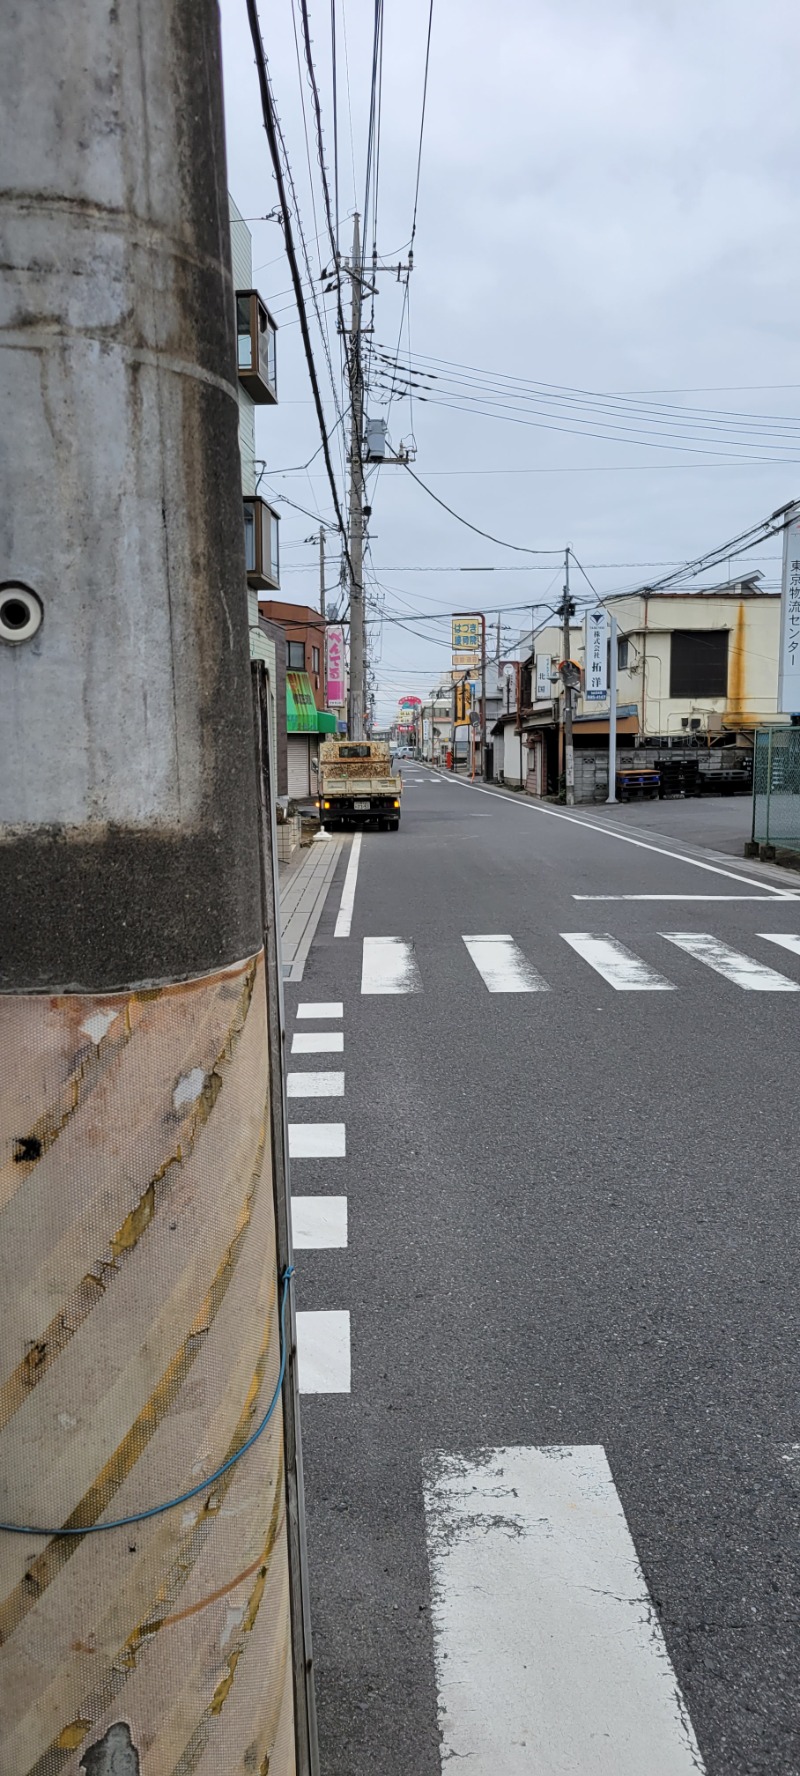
[317,739,402,831]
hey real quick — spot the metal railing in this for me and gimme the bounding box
[751,726,800,849]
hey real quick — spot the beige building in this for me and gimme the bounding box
[510,576,788,800]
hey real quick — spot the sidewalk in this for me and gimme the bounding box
[279,834,345,981]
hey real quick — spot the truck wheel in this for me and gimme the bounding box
[389,819,400,831]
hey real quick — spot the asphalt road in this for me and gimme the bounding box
[286,765,800,1776]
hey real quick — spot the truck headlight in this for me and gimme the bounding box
[323,800,331,809]
[393,799,400,808]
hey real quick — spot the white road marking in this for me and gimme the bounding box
[431,770,790,894]
[423,1444,705,1776]
[288,1122,346,1158]
[291,1030,344,1054]
[361,935,422,994]
[334,831,362,937]
[462,934,548,993]
[663,932,800,990]
[574,893,798,902]
[287,1071,344,1098]
[297,1001,343,1018]
[296,1310,351,1392]
[291,1196,348,1248]
[561,932,675,990]
[758,932,800,962]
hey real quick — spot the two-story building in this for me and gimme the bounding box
[259,600,337,799]
[517,576,787,802]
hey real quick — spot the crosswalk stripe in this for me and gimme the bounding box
[291,1030,344,1054]
[297,1002,343,1018]
[561,932,675,990]
[296,1310,351,1393]
[663,932,800,990]
[291,1196,348,1248]
[288,1122,346,1157]
[423,1444,705,1775]
[757,932,800,963]
[462,934,549,993]
[287,1071,344,1098]
[361,936,422,994]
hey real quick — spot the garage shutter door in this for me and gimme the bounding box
[287,736,309,798]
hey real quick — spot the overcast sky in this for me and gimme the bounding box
[219,0,800,721]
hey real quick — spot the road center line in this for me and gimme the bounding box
[423,1444,705,1776]
[429,770,789,895]
[334,832,362,938]
[573,893,798,902]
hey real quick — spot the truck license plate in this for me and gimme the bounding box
[354,799,370,810]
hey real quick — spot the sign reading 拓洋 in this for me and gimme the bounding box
[452,616,481,668]
[535,654,552,700]
[779,512,800,714]
[325,625,346,706]
[584,608,608,701]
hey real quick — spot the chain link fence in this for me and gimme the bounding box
[751,727,800,848]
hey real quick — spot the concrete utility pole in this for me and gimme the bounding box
[561,548,576,806]
[319,527,326,618]
[347,213,366,740]
[0,7,310,1773]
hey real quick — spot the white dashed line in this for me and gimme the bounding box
[757,932,800,962]
[561,933,675,990]
[287,1071,345,1098]
[288,1122,346,1158]
[291,1030,344,1054]
[361,936,422,994]
[296,1310,351,1392]
[462,934,549,993]
[291,1196,348,1248]
[297,1001,343,1018]
[663,932,800,990]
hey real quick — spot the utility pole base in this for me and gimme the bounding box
[0,953,294,1776]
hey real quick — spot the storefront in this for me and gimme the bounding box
[286,671,337,800]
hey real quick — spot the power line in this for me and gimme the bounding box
[374,365,800,459]
[401,463,562,555]
[330,0,339,250]
[375,345,800,432]
[244,0,351,566]
[410,0,434,250]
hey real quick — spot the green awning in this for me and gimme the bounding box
[287,671,337,734]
